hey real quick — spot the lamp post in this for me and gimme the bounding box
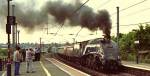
[133,30,139,64]
[6,0,12,76]
[116,6,120,48]
[17,30,20,44]
[7,0,12,59]
[12,5,15,52]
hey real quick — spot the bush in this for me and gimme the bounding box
[140,55,150,63]
[144,59,150,63]
[0,48,7,57]
[127,53,136,61]
[120,50,128,60]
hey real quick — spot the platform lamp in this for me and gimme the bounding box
[6,0,13,76]
[133,29,139,64]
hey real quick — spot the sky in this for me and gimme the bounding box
[0,0,150,44]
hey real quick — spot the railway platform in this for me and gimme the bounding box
[122,61,150,71]
[0,71,4,76]
[1,61,46,76]
[0,57,90,76]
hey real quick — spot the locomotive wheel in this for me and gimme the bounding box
[94,57,103,71]
[85,55,90,67]
[85,54,95,69]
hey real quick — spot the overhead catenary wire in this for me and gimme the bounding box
[73,0,112,40]
[59,1,146,42]
[54,0,90,36]
[74,27,83,39]
[122,7,150,19]
[76,0,149,41]
[49,0,149,43]
[111,0,147,16]
[72,0,112,40]
[54,23,64,36]
[98,0,112,9]
[48,0,90,43]
[120,21,150,26]
[112,21,150,28]
[72,0,90,15]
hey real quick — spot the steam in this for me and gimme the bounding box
[44,0,112,38]
[0,0,112,38]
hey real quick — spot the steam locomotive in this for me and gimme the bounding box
[57,38,121,71]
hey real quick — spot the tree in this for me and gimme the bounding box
[113,24,150,61]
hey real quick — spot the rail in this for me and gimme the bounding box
[50,53,150,76]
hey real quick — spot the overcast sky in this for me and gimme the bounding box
[0,0,150,44]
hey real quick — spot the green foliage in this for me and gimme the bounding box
[111,36,117,42]
[127,53,136,61]
[112,24,150,63]
[0,48,7,57]
[143,59,150,63]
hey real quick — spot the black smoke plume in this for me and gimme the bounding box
[0,0,112,38]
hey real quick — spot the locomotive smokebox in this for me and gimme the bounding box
[103,34,111,41]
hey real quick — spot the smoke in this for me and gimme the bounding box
[0,0,112,38]
[0,1,48,31]
[16,7,48,29]
[44,0,112,38]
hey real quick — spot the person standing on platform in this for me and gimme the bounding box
[36,46,41,61]
[22,49,26,62]
[13,46,21,76]
[26,48,34,73]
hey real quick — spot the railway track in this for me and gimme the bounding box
[122,65,150,76]
[45,53,150,76]
[43,55,145,76]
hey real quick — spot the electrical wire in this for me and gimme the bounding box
[120,21,150,26]
[50,0,149,43]
[49,0,90,43]
[74,27,83,39]
[112,21,150,28]
[122,7,150,19]
[53,0,89,35]
[72,0,89,15]
[54,0,90,36]
[54,22,64,36]
[99,0,112,9]
[111,0,147,16]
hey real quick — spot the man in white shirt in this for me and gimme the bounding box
[26,48,34,73]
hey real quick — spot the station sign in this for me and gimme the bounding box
[7,16,16,25]
[6,16,16,34]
